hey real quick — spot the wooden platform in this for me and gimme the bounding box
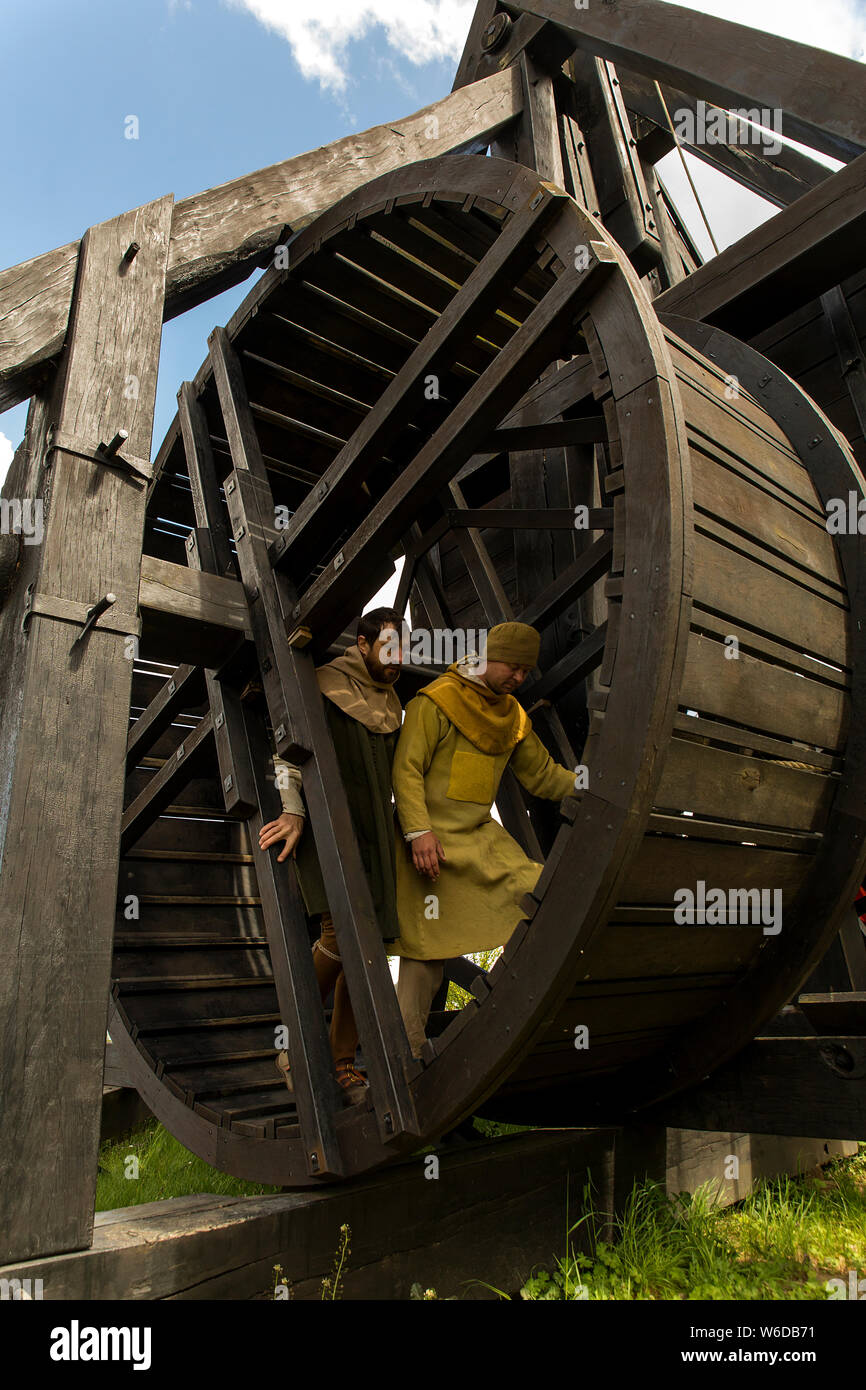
[2,1125,855,1299]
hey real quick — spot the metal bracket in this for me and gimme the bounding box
[21,583,141,642]
[46,427,153,485]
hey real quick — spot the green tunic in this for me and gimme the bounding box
[391,695,575,959]
[294,701,400,943]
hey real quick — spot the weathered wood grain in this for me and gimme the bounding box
[0,242,78,410]
[0,196,173,1264]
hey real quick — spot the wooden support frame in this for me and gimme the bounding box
[0,195,173,1265]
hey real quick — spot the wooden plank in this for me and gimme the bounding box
[656,152,866,337]
[517,0,866,160]
[798,991,866,1034]
[681,629,848,751]
[655,738,835,833]
[138,553,250,668]
[639,1036,866,1139]
[0,1130,617,1300]
[0,71,524,412]
[0,195,173,1265]
[621,72,831,210]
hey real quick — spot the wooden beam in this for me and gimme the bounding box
[138,553,250,668]
[821,286,866,442]
[238,703,344,1178]
[120,712,215,856]
[125,663,205,773]
[0,69,524,412]
[165,67,521,316]
[620,72,831,210]
[0,242,78,410]
[518,532,613,629]
[209,331,419,1145]
[637,1036,866,1140]
[0,195,173,1264]
[514,0,866,162]
[655,152,866,338]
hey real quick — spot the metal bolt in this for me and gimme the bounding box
[122,242,140,263]
[99,430,128,458]
[224,774,233,792]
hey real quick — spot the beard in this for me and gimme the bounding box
[366,655,401,683]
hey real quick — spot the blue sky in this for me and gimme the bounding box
[1,0,864,481]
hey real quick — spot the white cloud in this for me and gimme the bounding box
[667,0,865,62]
[0,432,13,491]
[226,0,474,92]
[228,0,865,95]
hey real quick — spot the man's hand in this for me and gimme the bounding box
[411,830,446,880]
[259,813,304,862]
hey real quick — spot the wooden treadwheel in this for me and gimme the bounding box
[110,156,866,1183]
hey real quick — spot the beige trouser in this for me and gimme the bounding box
[396,957,446,1057]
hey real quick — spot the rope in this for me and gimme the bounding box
[653,81,721,257]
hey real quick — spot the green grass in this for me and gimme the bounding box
[514,1145,866,1300]
[95,1119,280,1211]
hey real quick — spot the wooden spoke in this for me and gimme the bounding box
[273,184,573,579]
[293,245,617,645]
[209,332,420,1145]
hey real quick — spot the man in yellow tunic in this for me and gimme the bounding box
[391,621,576,1055]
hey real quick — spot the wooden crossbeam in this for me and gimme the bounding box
[0,69,524,412]
[518,532,613,630]
[620,72,831,210]
[655,151,866,337]
[125,663,205,774]
[449,506,611,530]
[120,712,215,856]
[209,331,419,1145]
[293,246,617,645]
[519,619,608,705]
[515,0,866,162]
[272,183,572,578]
[138,553,250,668]
[487,418,607,450]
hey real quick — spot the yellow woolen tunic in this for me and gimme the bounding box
[391,692,575,959]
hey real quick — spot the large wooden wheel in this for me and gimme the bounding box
[109,156,866,1183]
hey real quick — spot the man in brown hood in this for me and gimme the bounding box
[261,608,403,1102]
